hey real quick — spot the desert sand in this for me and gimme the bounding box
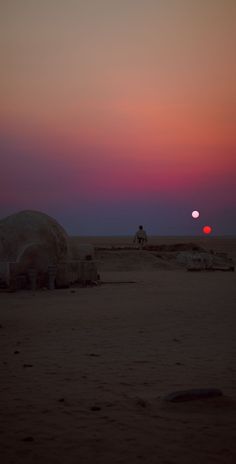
[0,236,236,464]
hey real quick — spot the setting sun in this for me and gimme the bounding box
[203,225,212,235]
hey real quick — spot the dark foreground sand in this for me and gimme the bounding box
[0,237,236,464]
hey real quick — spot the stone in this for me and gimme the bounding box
[90,406,101,411]
[22,436,34,442]
[164,388,223,402]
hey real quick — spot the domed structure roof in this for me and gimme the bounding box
[0,210,69,263]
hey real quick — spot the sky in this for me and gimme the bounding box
[1,0,235,235]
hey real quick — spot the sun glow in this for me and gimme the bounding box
[203,225,212,235]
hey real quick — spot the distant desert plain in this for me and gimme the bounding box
[0,236,236,464]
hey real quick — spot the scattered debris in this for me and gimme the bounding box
[178,251,235,272]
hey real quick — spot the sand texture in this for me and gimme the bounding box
[0,236,236,463]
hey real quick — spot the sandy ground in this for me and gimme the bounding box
[0,237,236,464]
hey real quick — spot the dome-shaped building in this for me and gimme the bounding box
[0,209,69,269]
[0,210,98,290]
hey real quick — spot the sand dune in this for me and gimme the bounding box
[0,236,235,463]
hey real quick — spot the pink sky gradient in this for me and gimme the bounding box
[1,0,235,234]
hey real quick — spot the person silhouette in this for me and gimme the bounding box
[133,225,148,249]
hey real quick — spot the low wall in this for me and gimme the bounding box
[0,259,98,290]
